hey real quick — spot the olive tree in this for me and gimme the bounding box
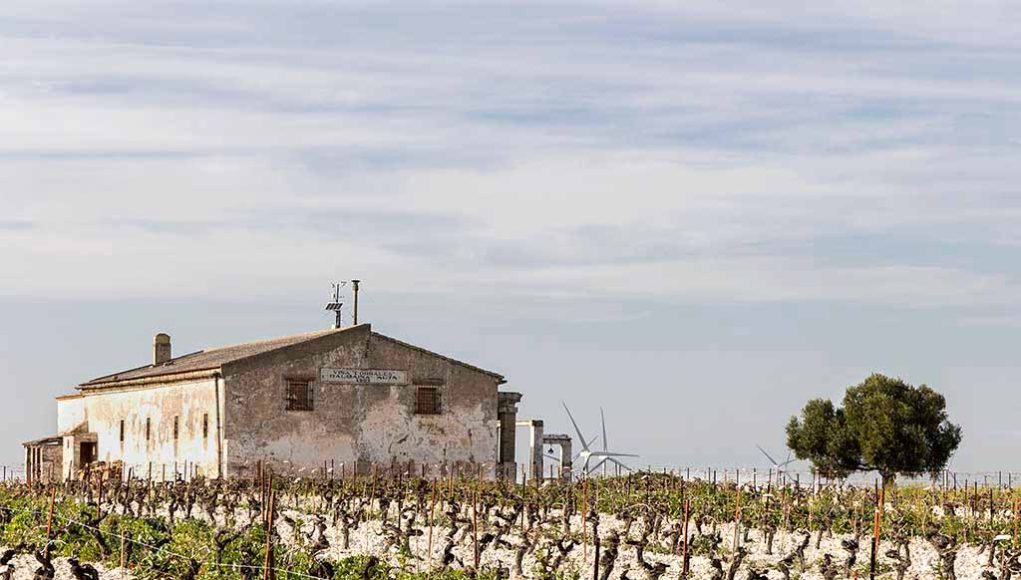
[786,373,962,485]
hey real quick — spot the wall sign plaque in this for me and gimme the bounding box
[320,368,408,385]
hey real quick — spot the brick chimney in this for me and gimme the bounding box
[153,333,172,365]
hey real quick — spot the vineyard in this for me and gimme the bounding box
[2,471,1021,580]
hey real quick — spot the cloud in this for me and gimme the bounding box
[1,0,1020,310]
[0,220,36,231]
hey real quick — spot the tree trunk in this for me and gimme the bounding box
[881,472,896,489]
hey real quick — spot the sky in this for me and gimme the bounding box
[3,1,1021,476]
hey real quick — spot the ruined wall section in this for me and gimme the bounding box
[222,325,500,477]
[25,441,63,484]
[79,377,219,478]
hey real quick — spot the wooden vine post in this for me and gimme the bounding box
[869,484,884,580]
[782,485,790,530]
[120,531,127,579]
[369,464,378,509]
[472,479,480,570]
[259,477,265,524]
[263,485,276,580]
[521,491,527,536]
[732,479,742,551]
[1014,495,1019,546]
[46,485,56,538]
[984,488,992,526]
[427,478,437,568]
[681,498,691,577]
[582,477,589,562]
[363,465,376,551]
[807,486,814,536]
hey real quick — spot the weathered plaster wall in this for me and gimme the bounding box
[76,377,220,478]
[57,395,90,478]
[222,326,501,477]
[56,396,85,434]
[365,333,499,468]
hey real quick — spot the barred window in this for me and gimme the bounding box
[119,420,125,443]
[415,386,441,415]
[202,413,209,440]
[173,416,179,440]
[145,418,151,441]
[286,379,314,411]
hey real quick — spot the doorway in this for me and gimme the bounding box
[80,441,97,465]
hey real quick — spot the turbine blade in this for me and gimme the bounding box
[600,407,608,452]
[587,458,608,475]
[607,458,632,472]
[602,453,640,458]
[756,445,780,467]
[562,402,590,452]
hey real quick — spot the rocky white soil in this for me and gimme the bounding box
[0,506,1002,579]
[284,508,998,579]
[0,558,122,580]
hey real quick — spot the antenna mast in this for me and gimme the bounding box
[324,282,344,329]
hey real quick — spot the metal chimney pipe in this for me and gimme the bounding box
[352,279,361,325]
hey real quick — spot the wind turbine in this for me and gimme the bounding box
[562,402,639,476]
[756,445,795,479]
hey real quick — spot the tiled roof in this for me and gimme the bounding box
[23,435,62,447]
[81,327,350,387]
[78,324,505,388]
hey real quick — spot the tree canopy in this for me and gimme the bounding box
[786,373,962,484]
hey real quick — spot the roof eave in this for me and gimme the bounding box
[78,368,221,392]
[371,332,505,383]
[23,436,62,447]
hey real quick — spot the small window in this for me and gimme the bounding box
[145,418,151,441]
[285,379,314,411]
[119,420,125,443]
[173,416,179,440]
[202,413,209,440]
[415,386,441,415]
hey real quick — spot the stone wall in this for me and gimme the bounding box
[24,440,62,484]
[222,325,501,477]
